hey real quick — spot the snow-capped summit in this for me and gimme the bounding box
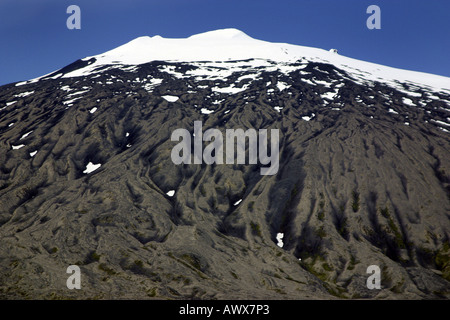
[50,28,449,93]
[74,27,304,69]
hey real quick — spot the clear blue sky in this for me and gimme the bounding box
[1,0,449,86]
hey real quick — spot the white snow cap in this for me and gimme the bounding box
[57,28,450,92]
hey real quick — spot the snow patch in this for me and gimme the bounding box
[51,73,63,79]
[63,96,82,105]
[20,131,33,140]
[402,97,415,106]
[162,95,179,102]
[83,162,101,174]
[431,119,450,127]
[276,81,290,91]
[427,94,440,100]
[302,113,315,121]
[14,91,34,98]
[201,108,214,114]
[322,90,339,101]
[388,108,399,114]
[301,78,315,86]
[12,144,25,150]
[212,84,248,94]
[314,80,332,87]
[66,89,89,98]
[274,106,283,113]
[276,233,284,248]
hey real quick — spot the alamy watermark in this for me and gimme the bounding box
[66,5,81,30]
[366,5,381,30]
[171,121,279,175]
[366,265,381,289]
[66,265,81,289]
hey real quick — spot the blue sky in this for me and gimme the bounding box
[1,0,449,86]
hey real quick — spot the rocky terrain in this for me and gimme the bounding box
[0,29,449,299]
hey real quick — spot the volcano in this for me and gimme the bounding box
[0,29,449,299]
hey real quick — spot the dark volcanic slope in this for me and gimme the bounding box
[0,58,449,299]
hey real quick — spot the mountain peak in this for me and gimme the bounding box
[31,28,450,93]
[187,28,252,40]
[128,29,252,44]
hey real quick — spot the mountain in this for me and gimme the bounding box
[0,28,449,299]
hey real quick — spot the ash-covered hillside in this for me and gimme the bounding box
[0,29,449,299]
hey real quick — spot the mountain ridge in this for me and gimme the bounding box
[15,28,450,94]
